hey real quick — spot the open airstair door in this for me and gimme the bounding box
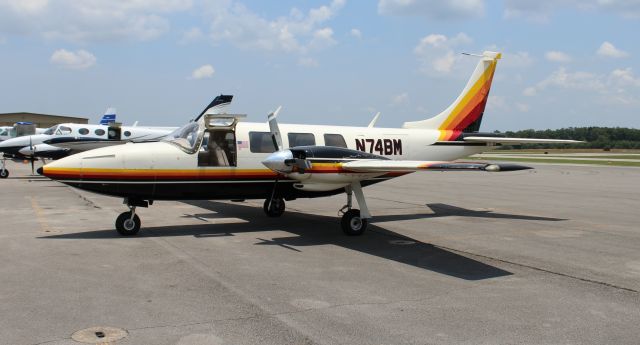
[108,122,122,140]
[198,113,246,167]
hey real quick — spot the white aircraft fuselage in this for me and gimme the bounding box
[40,121,492,201]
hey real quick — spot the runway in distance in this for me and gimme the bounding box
[40,51,580,236]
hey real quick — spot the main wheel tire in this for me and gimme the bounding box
[341,209,367,236]
[263,198,285,217]
[0,169,8,179]
[115,212,141,236]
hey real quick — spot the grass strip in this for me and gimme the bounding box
[466,156,640,167]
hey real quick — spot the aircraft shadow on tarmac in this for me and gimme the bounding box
[35,200,578,281]
[371,203,566,223]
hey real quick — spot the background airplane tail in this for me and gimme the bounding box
[99,107,117,125]
[402,51,501,141]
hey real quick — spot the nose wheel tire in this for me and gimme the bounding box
[0,170,8,179]
[115,212,141,236]
[263,198,285,217]
[341,209,367,236]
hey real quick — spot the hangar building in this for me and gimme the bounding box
[0,112,88,128]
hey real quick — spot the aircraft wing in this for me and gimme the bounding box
[462,136,582,144]
[342,160,531,173]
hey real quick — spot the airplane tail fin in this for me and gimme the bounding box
[100,107,117,125]
[194,94,234,121]
[402,51,501,141]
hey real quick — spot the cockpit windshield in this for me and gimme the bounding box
[163,121,204,153]
[43,125,57,135]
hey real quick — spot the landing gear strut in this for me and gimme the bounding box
[115,198,150,236]
[264,198,285,217]
[0,158,8,179]
[339,182,371,236]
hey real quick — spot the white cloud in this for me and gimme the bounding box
[524,66,640,105]
[545,51,572,62]
[392,92,409,105]
[207,0,344,55]
[50,49,96,69]
[501,51,534,68]
[487,95,510,111]
[504,0,640,20]
[523,87,537,96]
[189,64,215,79]
[515,103,530,112]
[414,32,472,74]
[609,68,640,87]
[597,41,629,58]
[309,27,336,50]
[350,28,362,39]
[298,57,319,67]
[0,0,192,43]
[378,0,485,19]
[180,27,204,44]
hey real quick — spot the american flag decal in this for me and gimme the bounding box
[237,140,248,149]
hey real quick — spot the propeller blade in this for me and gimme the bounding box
[29,136,35,174]
[268,106,283,151]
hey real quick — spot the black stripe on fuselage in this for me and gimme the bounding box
[56,177,394,201]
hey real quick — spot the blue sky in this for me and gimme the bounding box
[0,0,639,131]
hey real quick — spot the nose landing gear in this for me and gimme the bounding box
[115,198,150,236]
[0,158,8,179]
[263,197,285,217]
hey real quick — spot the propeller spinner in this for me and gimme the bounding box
[262,106,312,175]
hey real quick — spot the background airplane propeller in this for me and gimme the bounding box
[29,136,36,175]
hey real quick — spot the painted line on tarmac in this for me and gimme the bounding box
[30,196,53,233]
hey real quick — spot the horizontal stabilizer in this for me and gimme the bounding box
[342,160,531,173]
[463,137,583,144]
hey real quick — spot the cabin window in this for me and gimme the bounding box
[78,128,89,135]
[249,132,276,153]
[324,134,347,148]
[0,130,7,136]
[124,131,131,137]
[94,129,105,136]
[288,133,315,147]
[57,126,72,135]
[43,126,56,135]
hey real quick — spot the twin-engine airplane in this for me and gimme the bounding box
[40,51,579,236]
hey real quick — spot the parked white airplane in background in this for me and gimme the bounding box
[0,97,234,178]
[40,51,580,236]
[0,108,130,177]
[0,123,48,142]
[0,110,117,143]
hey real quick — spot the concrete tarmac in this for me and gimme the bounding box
[0,160,639,344]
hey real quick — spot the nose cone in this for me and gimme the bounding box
[36,167,43,175]
[18,146,34,156]
[262,150,293,173]
[40,153,83,180]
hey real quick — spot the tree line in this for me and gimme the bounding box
[493,127,640,149]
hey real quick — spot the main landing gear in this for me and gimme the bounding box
[0,158,8,179]
[115,198,151,236]
[339,182,371,236]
